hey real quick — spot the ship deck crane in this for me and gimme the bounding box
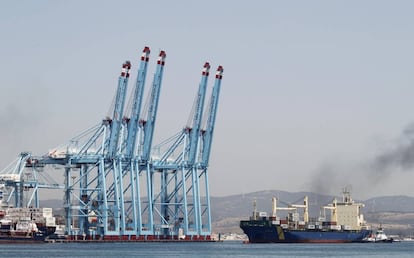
[272,196,309,223]
[321,198,338,223]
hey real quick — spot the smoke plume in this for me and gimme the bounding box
[370,122,414,175]
[309,122,414,196]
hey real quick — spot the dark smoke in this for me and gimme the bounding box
[0,104,41,167]
[308,162,355,196]
[370,122,414,175]
[309,123,414,196]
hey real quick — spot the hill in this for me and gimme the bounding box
[40,190,414,236]
[211,190,414,236]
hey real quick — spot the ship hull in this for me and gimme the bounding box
[0,207,57,244]
[240,222,371,243]
[0,232,48,243]
[0,238,46,244]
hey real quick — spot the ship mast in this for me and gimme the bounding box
[253,200,257,220]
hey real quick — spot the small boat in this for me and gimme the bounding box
[363,226,393,243]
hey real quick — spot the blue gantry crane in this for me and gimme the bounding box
[201,65,223,167]
[125,47,150,158]
[150,64,224,238]
[140,50,166,162]
[0,47,223,241]
[0,152,63,209]
[107,61,132,157]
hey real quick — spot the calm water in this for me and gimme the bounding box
[0,241,413,257]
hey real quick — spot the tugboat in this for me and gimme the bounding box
[363,226,393,243]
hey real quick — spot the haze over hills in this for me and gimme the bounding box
[40,190,414,236]
[210,190,414,236]
[211,190,414,219]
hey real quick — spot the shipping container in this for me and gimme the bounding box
[46,217,56,227]
[259,212,267,217]
[281,224,288,229]
[329,225,341,230]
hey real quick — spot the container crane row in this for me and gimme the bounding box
[0,46,223,241]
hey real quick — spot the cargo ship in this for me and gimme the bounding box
[0,188,57,243]
[0,207,57,243]
[240,189,371,243]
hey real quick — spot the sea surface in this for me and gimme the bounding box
[0,241,413,257]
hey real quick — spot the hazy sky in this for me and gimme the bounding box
[1,1,414,199]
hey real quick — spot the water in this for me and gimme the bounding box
[0,241,413,257]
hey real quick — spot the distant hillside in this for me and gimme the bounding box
[39,190,414,235]
[364,196,414,212]
[40,199,62,209]
[211,190,414,235]
[212,190,414,217]
[211,190,335,221]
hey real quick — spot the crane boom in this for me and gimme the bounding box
[0,46,224,240]
[125,47,151,158]
[108,61,131,157]
[200,66,223,166]
[187,62,210,165]
[141,50,166,161]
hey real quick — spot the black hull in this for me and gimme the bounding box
[0,233,48,243]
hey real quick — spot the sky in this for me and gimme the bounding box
[1,0,414,199]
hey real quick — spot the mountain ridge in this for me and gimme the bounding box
[39,190,414,236]
[210,190,414,235]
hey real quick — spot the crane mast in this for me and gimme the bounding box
[186,62,210,165]
[201,66,223,167]
[125,47,150,158]
[141,51,166,162]
[0,47,224,242]
[107,61,131,157]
